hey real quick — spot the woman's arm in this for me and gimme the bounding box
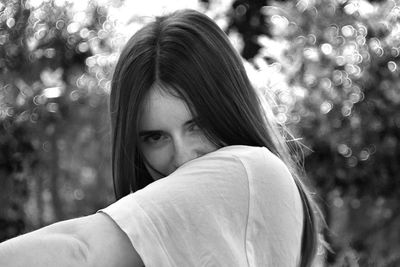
[0,213,144,267]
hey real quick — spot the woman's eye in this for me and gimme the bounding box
[143,133,166,144]
[188,122,201,132]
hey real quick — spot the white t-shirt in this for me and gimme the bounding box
[101,145,303,266]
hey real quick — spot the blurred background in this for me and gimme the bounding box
[0,0,399,266]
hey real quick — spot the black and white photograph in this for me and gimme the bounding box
[0,0,399,266]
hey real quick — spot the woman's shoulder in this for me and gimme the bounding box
[200,145,290,178]
[201,145,301,206]
[143,145,298,207]
[189,145,304,265]
[205,145,281,164]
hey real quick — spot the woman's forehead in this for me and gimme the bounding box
[139,86,193,130]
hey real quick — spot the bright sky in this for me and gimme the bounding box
[107,0,203,42]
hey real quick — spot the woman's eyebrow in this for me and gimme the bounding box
[138,130,163,137]
[184,117,199,126]
[139,117,198,136]
[184,119,195,126]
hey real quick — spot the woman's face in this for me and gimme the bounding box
[138,85,219,180]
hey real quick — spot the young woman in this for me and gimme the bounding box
[0,9,321,267]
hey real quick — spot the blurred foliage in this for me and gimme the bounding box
[226,0,400,265]
[1,0,399,266]
[0,0,114,237]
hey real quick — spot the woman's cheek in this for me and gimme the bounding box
[143,145,171,176]
[196,133,219,154]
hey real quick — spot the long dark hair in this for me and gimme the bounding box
[110,9,320,266]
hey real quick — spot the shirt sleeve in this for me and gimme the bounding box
[100,145,303,267]
[100,148,251,267]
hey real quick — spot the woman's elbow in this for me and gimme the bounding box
[68,235,91,267]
